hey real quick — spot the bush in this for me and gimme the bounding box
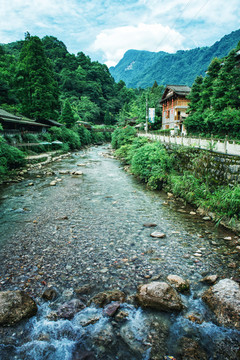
[111,126,137,149]
[22,133,39,143]
[0,137,26,174]
[91,131,106,144]
[75,126,92,145]
[131,142,174,189]
[49,126,81,150]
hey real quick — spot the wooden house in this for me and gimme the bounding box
[160,85,191,134]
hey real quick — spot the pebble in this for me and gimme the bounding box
[150,232,166,238]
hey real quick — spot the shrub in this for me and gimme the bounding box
[22,133,39,143]
[131,142,174,189]
[75,126,92,145]
[111,126,137,149]
[0,137,26,173]
[49,126,81,150]
[91,131,105,144]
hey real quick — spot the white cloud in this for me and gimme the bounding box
[90,23,185,67]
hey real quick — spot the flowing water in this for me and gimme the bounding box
[0,145,239,359]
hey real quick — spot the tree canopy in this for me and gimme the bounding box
[185,41,240,138]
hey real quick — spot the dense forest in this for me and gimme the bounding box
[110,29,240,88]
[0,33,136,125]
[185,41,240,138]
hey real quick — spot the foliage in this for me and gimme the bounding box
[111,126,137,149]
[116,83,164,129]
[1,34,136,126]
[185,41,240,138]
[74,125,92,145]
[49,126,81,150]
[16,33,60,121]
[131,142,174,189]
[61,99,76,128]
[0,138,26,174]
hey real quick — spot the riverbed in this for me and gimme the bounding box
[0,145,239,359]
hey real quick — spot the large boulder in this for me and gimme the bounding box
[136,282,183,312]
[0,290,37,326]
[202,278,240,329]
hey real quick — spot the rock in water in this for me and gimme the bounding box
[201,274,218,284]
[167,274,190,292]
[0,290,37,325]
[88,290,126,307]
[143,223,157,228]
[103,301,121,317]
[202,278,240,329]
[136,282,183,311]
[150,231,166,238]
[57,299,85,319]
[42,287,58,301]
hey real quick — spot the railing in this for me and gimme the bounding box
[138,132,240,156]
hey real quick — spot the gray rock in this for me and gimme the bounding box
[201,274,218,284]
[167,274,190,292]
[143,223,157,228]
[136,282,183,311]
[57,299,85,319]
[0,290,37,326]
[42,287,58,301]
[150,231,166,238]
[88,290,126,307]
[120,322,149,356]
[103,301,120,317]
[202,278,240,329]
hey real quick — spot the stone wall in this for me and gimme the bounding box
[164,145,240,186]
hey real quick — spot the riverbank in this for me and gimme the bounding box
[0,150,71,186]
[112,127,240,235]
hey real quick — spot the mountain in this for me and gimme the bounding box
[109,29,240,88]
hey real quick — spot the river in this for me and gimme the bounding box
[0,145,239,359]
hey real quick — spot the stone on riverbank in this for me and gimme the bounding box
[88,290,126,307]
[202,278,240,329]
[167,274,190,292]
[71,170,83,176]
[150,231,166,238]
[201,274,218,284]
[136,282,183,311]
[143,223,157,228]
[0,290,37,326]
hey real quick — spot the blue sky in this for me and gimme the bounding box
[1,0,239,67]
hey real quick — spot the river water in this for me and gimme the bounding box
[0,145,239,359]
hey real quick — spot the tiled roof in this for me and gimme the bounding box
[160,85,191,103]
[0,108,48,127]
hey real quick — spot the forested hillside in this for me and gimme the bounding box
[185,41,240,138]
[0,33,135,125]
[109,29,240,88]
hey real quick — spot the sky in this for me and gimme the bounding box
[1,0,240,67]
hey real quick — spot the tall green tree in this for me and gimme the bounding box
[16,33,60,120]
[61,99,75,128]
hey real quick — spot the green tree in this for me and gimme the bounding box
[16,33,60,121]
[61,99,75,128]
